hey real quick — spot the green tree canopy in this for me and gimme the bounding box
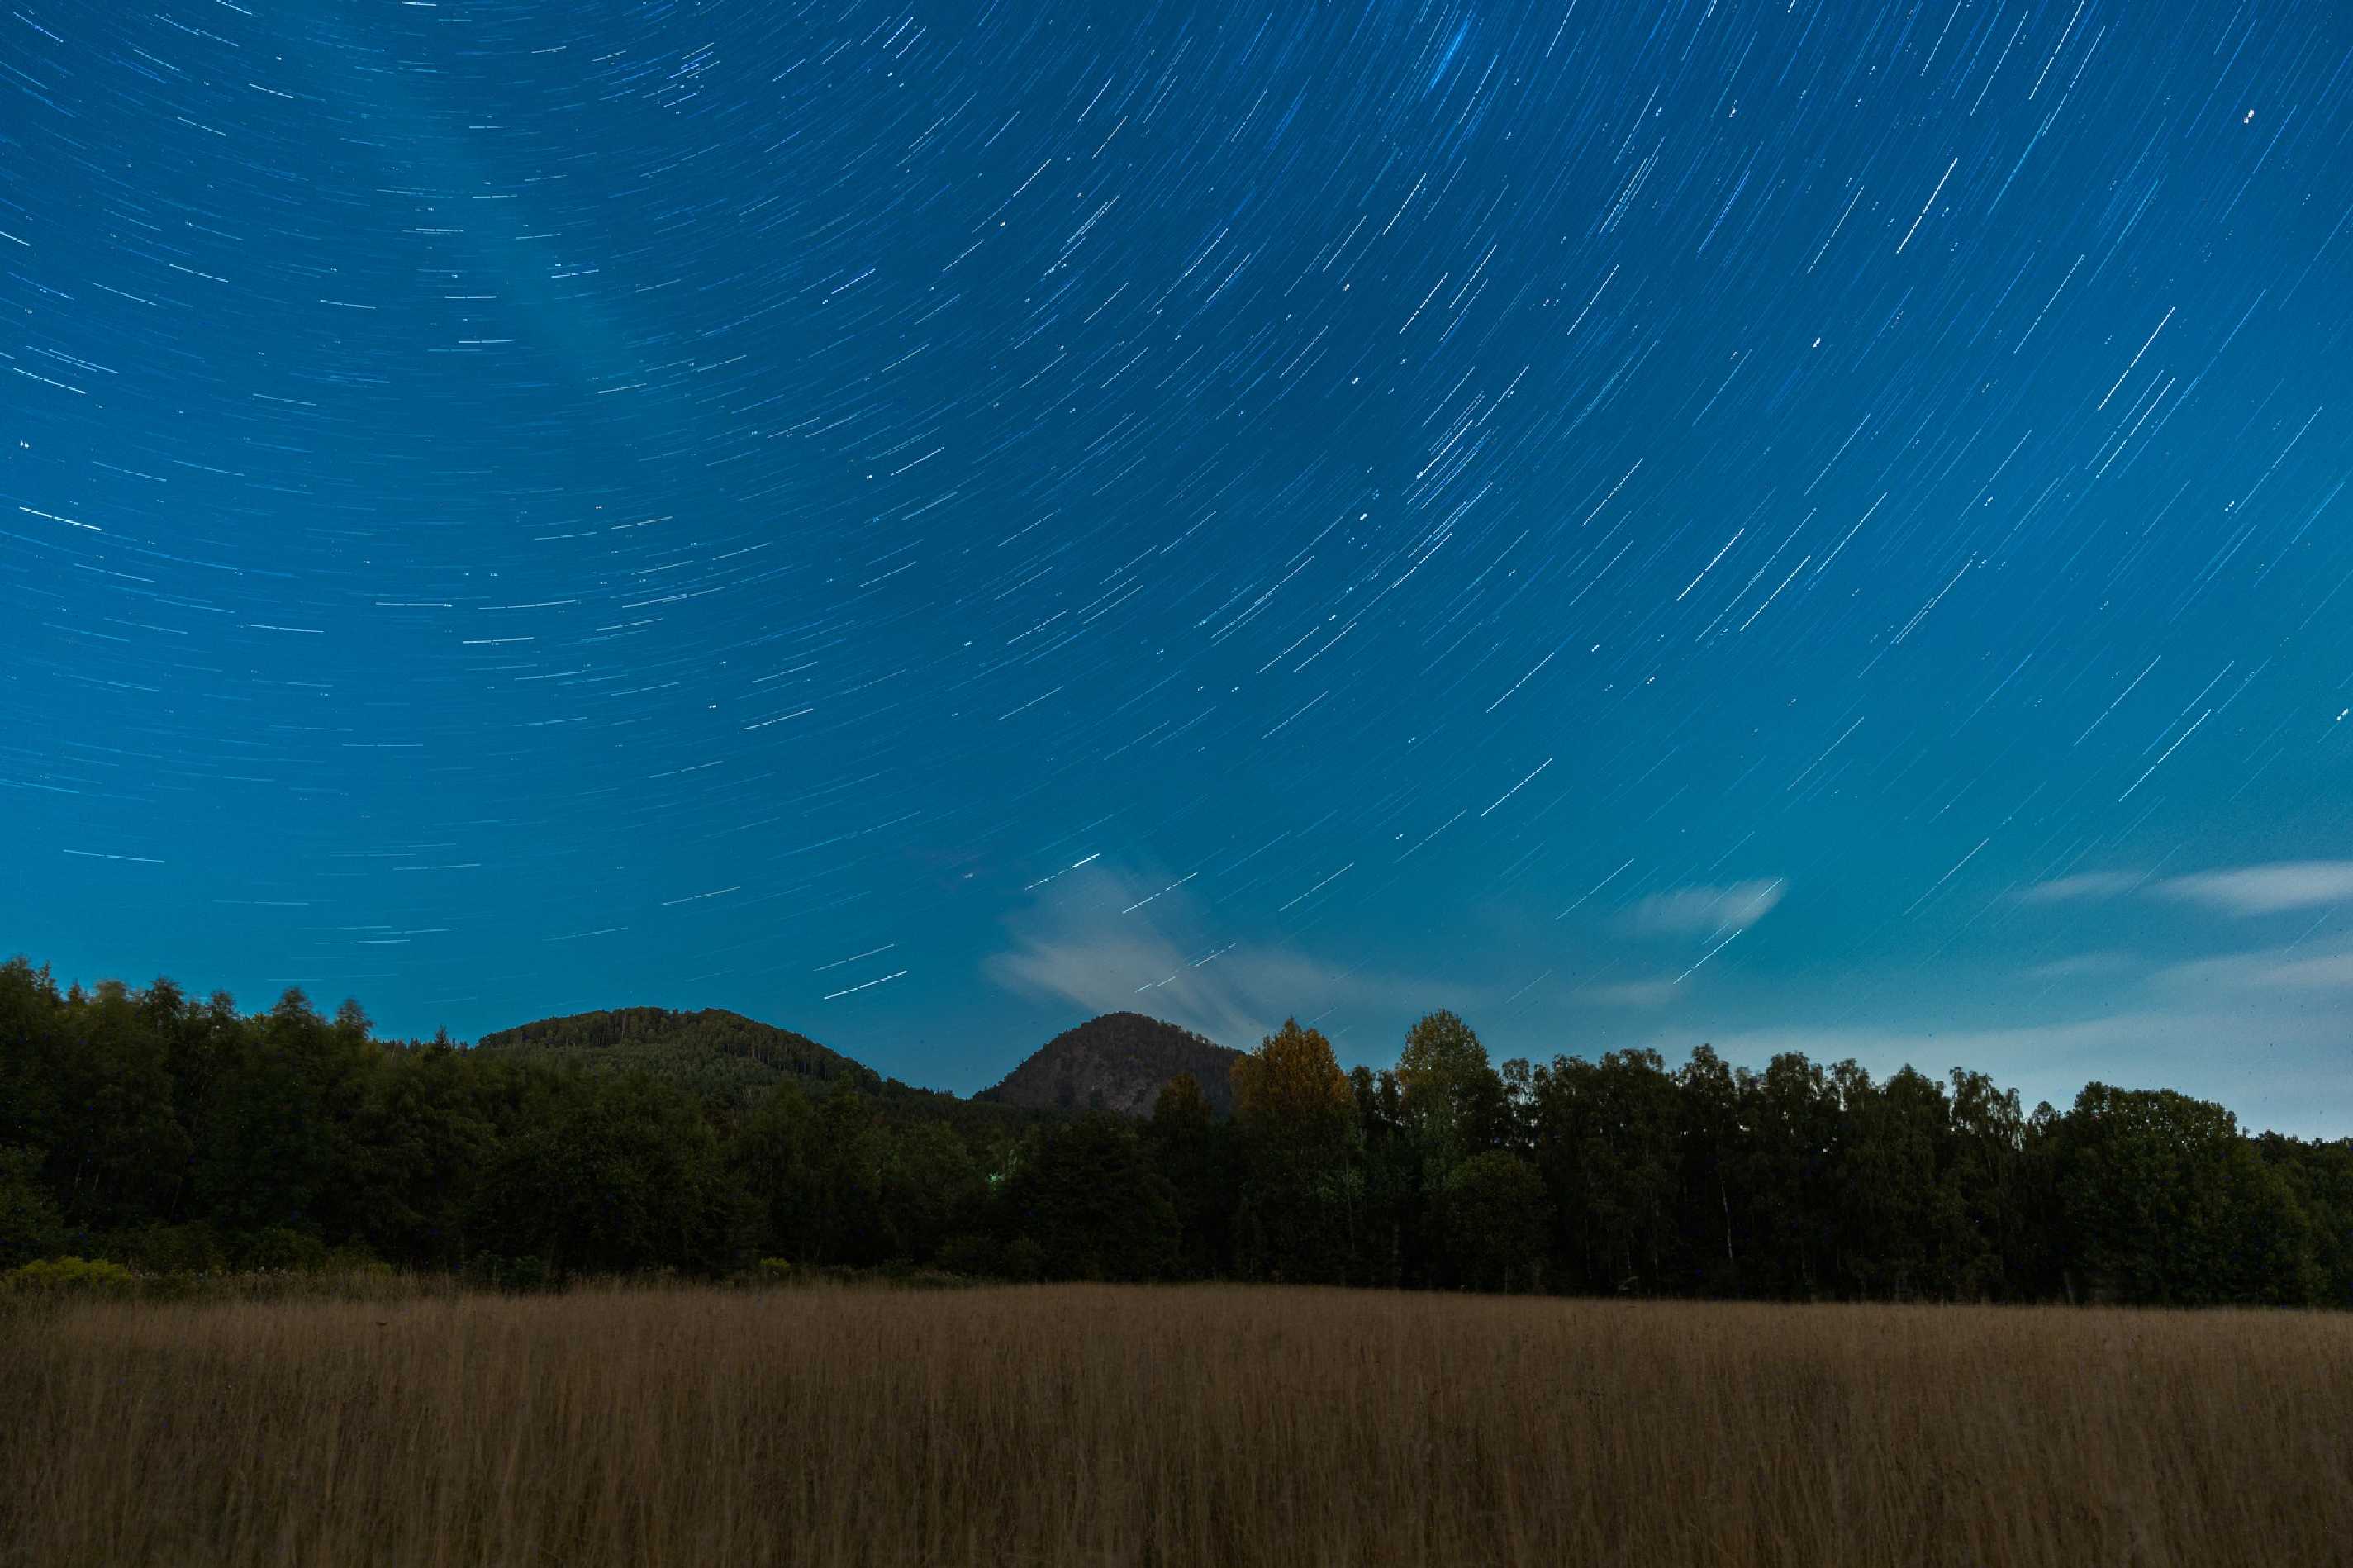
[1395,1010,1508,1181]
[1001,1114,1179,1281]
[1438,1152,1551,1293]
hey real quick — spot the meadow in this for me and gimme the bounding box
[3,1282,2348,1567]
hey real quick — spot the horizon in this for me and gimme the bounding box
[13,949,2339,1142]
[7,1,2351,1140]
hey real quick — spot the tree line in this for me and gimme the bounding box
[2,957,2346,1306]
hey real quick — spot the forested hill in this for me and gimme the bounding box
[476,1004,1241,1123]
[477,1007,877,1096]
[471,1004,1028,1131]
[977,1012,1244,1117]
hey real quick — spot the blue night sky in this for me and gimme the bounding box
[4,0,2349,1133]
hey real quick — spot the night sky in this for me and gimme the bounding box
[6,0,2350,1133]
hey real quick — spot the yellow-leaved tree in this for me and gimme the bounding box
[1230,1017,1354,1144]
[1229,1018,1359,1281]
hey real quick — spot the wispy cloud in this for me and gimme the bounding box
[1627,879,1785,938]
[2154,861,2353,917]
[2016,871,2141,905]
[2019,862,2353,919]
[983,864,1474,1045]
[2151,936,2353,994]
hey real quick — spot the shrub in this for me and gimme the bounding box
[329,1252,396,1280]
[462,1254,542,1293]
[895,1267,973,1290]
[5,1257,140,1295]
[936,1233,1002,1277]
[1001,1236,1046,1282]
[239,1228,330,1274]
[113,1223,229,1276]
[487,1254,552,1293]
[0,1147,63,1269]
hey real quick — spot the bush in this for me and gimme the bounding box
[754,1257,796,1285]
[466,1254,552,1293]
[935,1233,1002,1277]
[239,1228,330,1274]
[895,1267,974,1290]
[132,1271,205,1302]
[326,1245,395,1278]
[1001,1236,1046,1282]
[109,1223,228,1276]
[5,1257,140,1295]
[0,1147,63,1269]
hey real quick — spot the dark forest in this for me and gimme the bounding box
[4,956,2345,1308]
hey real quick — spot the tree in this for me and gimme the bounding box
[1395,1010,1507,1181]
[728,1079,824,1262]
[1829,1062,1946,1300]
[1672,1044,1747,1295]
[2056,1085,2319,1305]
[188,987,374,1244]
[1230,1018,1356,1144]
[474,1072,747,1276]
[2256,1134,2353,1308]
[1148,1074,1234,1277]
[1528,1049,1682,1294]
[0,960,66,1160]
[345,1033,496,1266]
[882,1119,987,1264]
[1936,1067,2031,1300]
[1350,1065,1419,1287]
[1737,1053,1842,1298]
[0,1145,63,1266]
[999,1115,1178,1281]
[35,977,190,1233]
[1435,1152,1550,1292]
[1229,1019,1358,1283]
[809,1077,895,1266]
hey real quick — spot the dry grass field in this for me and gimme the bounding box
[3,1282,2348,1567]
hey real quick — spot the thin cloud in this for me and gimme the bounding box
[2016,871,2141,905]
[2151,936,2353,994]
[1627,879,1785,938]
[1580,979,1680,1008]
[984,864,1475,1045]
[2154,861,2353,917]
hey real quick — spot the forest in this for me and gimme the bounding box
[2,954,2346,1307]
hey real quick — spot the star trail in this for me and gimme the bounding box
[4,0,2350,1132]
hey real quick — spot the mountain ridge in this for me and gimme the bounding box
[474,1003,1238,1119]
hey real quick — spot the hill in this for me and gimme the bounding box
[473,1003,1234,1124]
[470,1005,1048,1134]
[475,1006,877,1099]
[977,1012,1243,1117]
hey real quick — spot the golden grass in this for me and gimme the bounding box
[3,1283,2348,1567]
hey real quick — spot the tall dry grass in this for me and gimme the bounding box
[3,1282,2347,1567]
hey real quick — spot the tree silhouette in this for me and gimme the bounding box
[0,951,2343,1307]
